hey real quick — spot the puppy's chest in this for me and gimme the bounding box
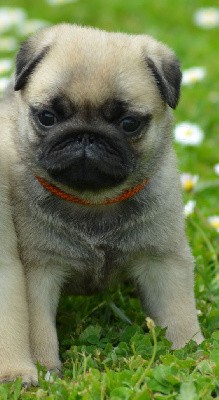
[18,210,131,293]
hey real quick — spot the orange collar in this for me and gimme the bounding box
[35,175,149,206]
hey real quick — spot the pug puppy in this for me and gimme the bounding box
[0,99,38,384]
[3,23,203,376]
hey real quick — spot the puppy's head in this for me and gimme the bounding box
[14,24,181,194]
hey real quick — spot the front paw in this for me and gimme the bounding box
[167,327,204,349]
[32,352,62,372]
[0,363,38,386]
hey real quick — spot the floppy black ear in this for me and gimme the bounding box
[146,56,182,109]
[14,40,50,91]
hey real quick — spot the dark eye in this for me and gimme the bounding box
[38,111,57,127]
[120,117,141,134]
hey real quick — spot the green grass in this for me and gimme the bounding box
[0,0,219,398]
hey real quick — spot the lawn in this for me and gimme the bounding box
[0,0,219,398]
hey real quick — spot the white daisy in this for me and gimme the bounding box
[0,37,17,52]
[208,216,219,233]
[184,200,196,217]
[214,164,219,175]
[47,0,78,5]
[194,8,219,29]
[18,19,49,36]
[0,77,10,93]
[174,122,204,146]
[0,8,26,33]
[44,371,54,383]
[182,67,206,86]
[0,59,13,75]
[180,173,199,192]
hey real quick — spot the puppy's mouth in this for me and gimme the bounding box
[37,131,136,191]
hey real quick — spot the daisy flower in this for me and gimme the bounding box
[174,122,204,146]
[44,370,54,383]
[0,7,26,33]
[194,8,219,29]
[0,37,17,52]
[18,19,49,36]
[47,0,78,5]
[180,173,199,192]
[184,200,196,217]
[0,59,13,75]
[214,164,219,175]
[182,67,206,86]
[0,77,10,92]
[208,216,219,232]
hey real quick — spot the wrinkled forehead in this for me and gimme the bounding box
[24,35,163,113]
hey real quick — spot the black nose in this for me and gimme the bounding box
[38,129,136,191]
[76,133,95,145]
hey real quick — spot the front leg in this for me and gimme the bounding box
[132,251,203,349]
[0,258,37,385]
[26,264,64,370]
[0,186,37,383]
